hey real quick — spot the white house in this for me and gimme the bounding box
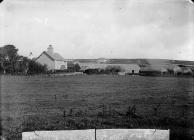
[36,45,67,71]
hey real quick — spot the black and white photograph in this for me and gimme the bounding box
[0,0,194,139]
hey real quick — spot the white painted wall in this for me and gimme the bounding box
[55,61,67,70]
[36,53,55,70]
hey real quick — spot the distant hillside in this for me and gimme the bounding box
[74,59,194,66]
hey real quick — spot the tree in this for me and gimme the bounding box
[105,65,121,73]
[74,63,81,72]
[0,45,18,73]
[67,62,81,72]
[28,60,47,74]
[0,45,47,75]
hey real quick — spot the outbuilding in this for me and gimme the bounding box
[139,65,168,76]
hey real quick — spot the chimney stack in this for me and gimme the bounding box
[47,45,54,55]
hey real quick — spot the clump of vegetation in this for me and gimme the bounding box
[84,66,122,75]
[153,103,161,116]
[66,62,81,72]
[0,45,19,74]
[28,60,47,74]
[105,65,122,74]
[0,44,47,75]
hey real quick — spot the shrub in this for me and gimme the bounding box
[28,60,47,74]
[67,62,81,72]
[105,65,122,74]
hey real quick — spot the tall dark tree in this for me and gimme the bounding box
[74,63,81,72]
[0,45,18,73]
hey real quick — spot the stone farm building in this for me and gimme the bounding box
[139,65,168,76]
[36,45,67,71]
[139,64,193,76]
[78,62,140,74]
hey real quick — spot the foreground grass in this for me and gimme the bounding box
[1,75,194,140]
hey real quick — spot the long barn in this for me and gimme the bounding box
[78,62,140,74]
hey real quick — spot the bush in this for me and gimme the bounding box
[67,62,81,72]
[28,60,47,74]
[105,65,122,74]
[84,69,99,74]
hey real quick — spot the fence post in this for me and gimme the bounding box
[95,128,96,140]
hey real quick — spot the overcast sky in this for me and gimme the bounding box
[0,0,194,60]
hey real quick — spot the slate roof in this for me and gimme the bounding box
[36,51,65,61]
[140,65,168,72]
[79,63,140,71]
[79,63,107,71]
[48,52,65,61]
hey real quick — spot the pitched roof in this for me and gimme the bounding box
[36,51,65,61]
[48,52,65,61]
[140,65,168,72]
[79,63,140,71]
[79,63,107,70]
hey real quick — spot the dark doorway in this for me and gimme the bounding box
[132,70,134,74]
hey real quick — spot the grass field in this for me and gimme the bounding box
[1,75,194,140]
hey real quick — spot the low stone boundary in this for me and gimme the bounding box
[22,129,169,140]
